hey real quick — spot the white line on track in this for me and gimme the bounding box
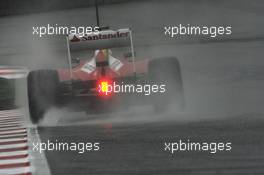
[0,167,31,175]
[0,121,23,125]
[0,137,27,143]
[0,143,27,149]
[29,127,51,175]
[0,129,27,135]
[0,122,22,126]
[0,118,22,122]
[0,123,23,128]
[0,109,20,112]
[0,150,29,157]
[0,157,29,165]
[0,114,22,118]
[0,112,21,116]
[0,133,27,141]
[0,118,22,123]
[0,110,20,114]
[0,119,22,123]
[0,127,26,132]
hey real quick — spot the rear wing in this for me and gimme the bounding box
[0,66,28,79]
[66,28,135,78]
[68,28,132,51]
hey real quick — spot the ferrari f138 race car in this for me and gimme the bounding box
[27,28,184,124]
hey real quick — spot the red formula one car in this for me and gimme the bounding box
[27,29,184,124]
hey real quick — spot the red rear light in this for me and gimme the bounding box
[97,79,113,96]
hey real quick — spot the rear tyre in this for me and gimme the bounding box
[149,57,185,112]
[27,70,59,124]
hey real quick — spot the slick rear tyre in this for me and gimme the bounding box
[27,70,59,124]
[149,57,185,113]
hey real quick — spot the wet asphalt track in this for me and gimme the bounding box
[38,116,264,175]
[1,0,264,174]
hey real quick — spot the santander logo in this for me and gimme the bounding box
[70,31,129,42]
